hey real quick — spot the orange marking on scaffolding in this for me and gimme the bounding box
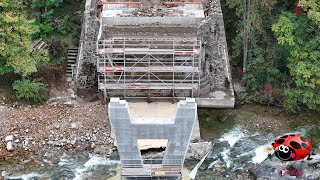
[163,2,202,5]
[174,51,194,55]
[97,1,142,5]
[98,67,124,73]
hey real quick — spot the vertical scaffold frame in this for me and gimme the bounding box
[97,37,202,99]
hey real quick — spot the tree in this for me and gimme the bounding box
[0,0,49,76]
[223,0,284,92]
[272,1,320,111]
[13,79,48,102]
[31,0,64,37]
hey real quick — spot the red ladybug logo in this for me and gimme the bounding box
[272,134,313,161]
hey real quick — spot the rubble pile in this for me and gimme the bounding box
[0,102,115,159]
[131,7,174,17]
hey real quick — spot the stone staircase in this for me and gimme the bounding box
[66,48,78,80]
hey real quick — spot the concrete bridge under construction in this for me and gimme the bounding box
[73,0,234,179]
[73,0,234,108]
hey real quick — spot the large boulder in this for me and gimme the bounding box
[186,141,212,160]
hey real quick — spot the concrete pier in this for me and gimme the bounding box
[108,98,198,179]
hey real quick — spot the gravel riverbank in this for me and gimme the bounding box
[0,101,116,164]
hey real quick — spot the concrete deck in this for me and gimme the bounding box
[101,4,205,25]
[196,91,235,108]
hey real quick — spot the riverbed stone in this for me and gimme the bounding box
[93,144,115,155]
[53,123,60,129]
[70,122,79,129]
[5,135,13,142]
[6,141,13,151]
[70,138,77,145]
[186,141,212,160]
[52,169,75,180]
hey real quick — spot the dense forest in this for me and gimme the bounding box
[0,0,84,101]
[0,0,319,112]
[222,0,319,112]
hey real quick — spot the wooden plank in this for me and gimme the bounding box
[32,39,42,47]
[42,44,49,50]
[37,41,46,49]
[154,171,166,176]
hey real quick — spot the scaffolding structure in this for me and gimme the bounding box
[97,37,202,98]
[121,159,182,179]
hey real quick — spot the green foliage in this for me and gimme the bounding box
[272,13,296,46]
[283,88,301,112]
[13,79,48,102]
[58,16,71,35]
[224,0,285,91]
[0,0,80,103]
[284,88,320,112]
[223,0,319,111]
[0,60,13,75]
[0,0,49,76]
[35,22,54,37]
[31,0,71,38]
[72,10,83,25]
[299,0,320,24]
[272,9,320,111]
[242,74,258,91]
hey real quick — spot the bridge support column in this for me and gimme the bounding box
[108,98,197,178]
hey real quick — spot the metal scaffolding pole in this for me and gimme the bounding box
[97,38,202,98]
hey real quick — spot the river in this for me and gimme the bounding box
[1,105,319,180]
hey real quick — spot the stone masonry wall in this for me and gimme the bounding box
[197,0,232,94]
[75,0,100,88]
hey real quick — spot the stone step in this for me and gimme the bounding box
[67,61,76,64]
[67,52,78,55]
[67,52,77,54]
[65,48,78,78]
[67,56,77,59]
[68,48,78,51]
[67,59,76,63]
[67,53,78,56]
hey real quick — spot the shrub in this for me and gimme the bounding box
[72,11,83,25]
[58,16,72,35]
[34,22,54,38]
[13,79,48,102]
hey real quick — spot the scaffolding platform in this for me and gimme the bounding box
[97,65,199,73]
[97,37,203,98]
